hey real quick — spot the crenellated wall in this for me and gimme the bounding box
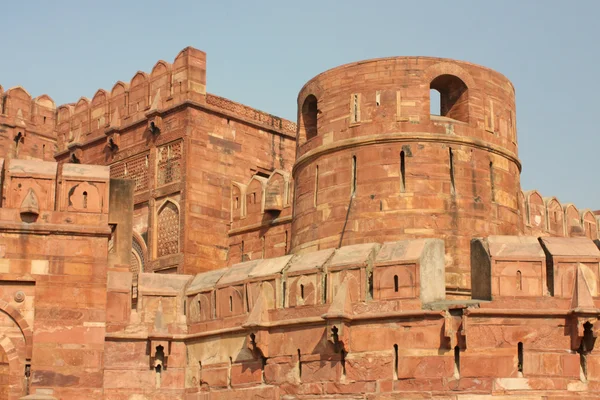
[46,46,296,276]
[54,47,206,156]
[520,189,599,240]
[0,86,57,162]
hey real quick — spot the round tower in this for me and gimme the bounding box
[290,57,522,294]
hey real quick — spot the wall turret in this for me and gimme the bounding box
[291,57,521,294]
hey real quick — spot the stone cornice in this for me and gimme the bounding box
[0,222,111,237]
[293,132,522,176]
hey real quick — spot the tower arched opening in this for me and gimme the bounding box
[299,95,318,143]
[430,74,469,123]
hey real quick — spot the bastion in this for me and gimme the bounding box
[0,48,598,399]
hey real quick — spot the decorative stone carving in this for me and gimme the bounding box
[14,291,25,303]
[157,201,179,257]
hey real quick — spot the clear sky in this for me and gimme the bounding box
[2,1,598,210]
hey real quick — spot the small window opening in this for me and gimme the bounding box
[282,281,287,308]
[376,91,381,107]
[300,284,305,300]
[517,270,522,291]
[284,230,288,254]
[449,148,455,196]
[252,192,256,204]
[183,300,186,316]
[229,296,233,312]
[351,93,360,123]
[430,89,441,115]
[82,191,88,209]
[301,95,318,141]
[393,344,399,380]
[43,116,46,124]
[368,270,374,300]
[234,196,239,210]
[322,273,328,304]
[430,74,469,122]
[42,144,45,159]
[517,342,524,377]
[198,299,202,315]
[179,81,183,93]
[314,165,319,207]
[454,346,460,378]
[489,161,495,202]
[297,349,302,381]
[351,156,357,196]
[394,275,399,292]
[400,151,406,193]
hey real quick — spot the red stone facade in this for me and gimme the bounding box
[0,48,599,399]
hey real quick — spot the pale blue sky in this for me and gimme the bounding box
[2,1,598,209]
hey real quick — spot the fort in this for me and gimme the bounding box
[0,47,598,399]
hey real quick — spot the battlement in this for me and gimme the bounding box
[0,86,57,137]
[520,189,599,239]
[102,234,600,397]
[55,47,207,152]
[0,158,110,227]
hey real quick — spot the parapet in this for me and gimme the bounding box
[0,86,57,138]
[471,235,600,307]
[0,158,110,225]
[521,189,598,239]
[55,47,207,152]
[184,238,446,325]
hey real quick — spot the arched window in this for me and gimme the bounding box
[157,200,180,257]
[300,95,318,143]
[430,75,469,123]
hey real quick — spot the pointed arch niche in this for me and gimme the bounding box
[155,199,180,258]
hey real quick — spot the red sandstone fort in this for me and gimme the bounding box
[0,47,598,399]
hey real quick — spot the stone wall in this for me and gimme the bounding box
[0,159,114,399]
[97,235,600,399]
